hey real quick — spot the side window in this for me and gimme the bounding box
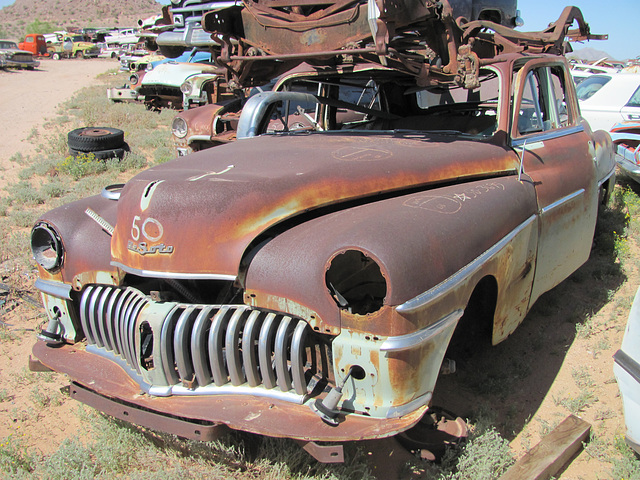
[626,86,640,108]
[515,65,571,136]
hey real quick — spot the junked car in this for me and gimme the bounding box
[135,51,221,110]
[108,50,216,110]
[575,72,640,132]
[0,40,40,69]
[47,34,101,59]
[30,4,615,462]
[609,121,640,183]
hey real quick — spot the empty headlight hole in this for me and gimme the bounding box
[31,223,64,271]
[326,250,386,315]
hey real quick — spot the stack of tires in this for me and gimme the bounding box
[68,127,129,160]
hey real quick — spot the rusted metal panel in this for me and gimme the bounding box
[110,137,517,279]
[71,382,227,442]
[245,177,537,335]
[35,194,121,288]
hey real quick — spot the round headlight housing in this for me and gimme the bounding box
[326,249,387,315]
[171,117,188,138]
[31,222,64,271]
[180,81,193,96]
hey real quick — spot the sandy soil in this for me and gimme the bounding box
[0,57,635,479]
[0,58,116,184]
[0,56,119,456]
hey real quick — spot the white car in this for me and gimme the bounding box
[614,286,640,455]
[576,72,640,132]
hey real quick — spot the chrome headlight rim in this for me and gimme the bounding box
[31,222,64,272]
[171,117,188,139]
[180,81,193,96]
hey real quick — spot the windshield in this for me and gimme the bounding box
[0,41,18,49]
[257,68,500,138]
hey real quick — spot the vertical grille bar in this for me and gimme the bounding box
[274,316,293,392]
[113,289,135,356]
[242,310,263,387]
[208,307,231,386]
[104,288,124,353]
[160,306,182,385]
[290,320,309,395]
[258,313,278,389]
[119,292,140,369]
[125,296,147,374]
[191,306,215,387]
[87,286,104,347]
[94,288,113,349]
[174,307,198,387]
[79,286,96,345]
[225,309,248,386]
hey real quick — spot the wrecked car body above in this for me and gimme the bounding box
[30,3,615,462]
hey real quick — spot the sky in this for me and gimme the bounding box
[516,1,638,61]
[0,0,637,60]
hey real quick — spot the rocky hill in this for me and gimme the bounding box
[0,0,162,41]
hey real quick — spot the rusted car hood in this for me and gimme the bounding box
[112,133,517,277]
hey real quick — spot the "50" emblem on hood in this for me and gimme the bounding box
[128,215,174,255]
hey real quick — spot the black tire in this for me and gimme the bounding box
[52,52,60,61]
[68,127,125,152]
[75,50,84,59]
[69,144,129,161]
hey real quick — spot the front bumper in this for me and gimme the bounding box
[107,87,142,102]
[5,59,39,68]
[615,151,640,183]
[32,340,424,442]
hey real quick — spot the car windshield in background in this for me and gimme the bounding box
[576,75,612,101]
[264,69,499,138]
[0,41,18,49]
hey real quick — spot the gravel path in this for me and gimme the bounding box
[0,57,116,172]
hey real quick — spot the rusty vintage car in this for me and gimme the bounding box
[30,4,615,462]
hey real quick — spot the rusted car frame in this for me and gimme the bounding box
[30,7,615,463]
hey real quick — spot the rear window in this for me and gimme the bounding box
[576,75,611,101]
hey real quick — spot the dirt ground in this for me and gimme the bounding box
[0,57,636,479]
[0,58,116,185]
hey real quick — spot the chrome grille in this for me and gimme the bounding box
[11,54,32,62]
[79,286,328,398]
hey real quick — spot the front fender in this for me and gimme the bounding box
[34,193,122,289]
[244,175,538,337]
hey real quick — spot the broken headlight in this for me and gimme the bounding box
[326,249,387,315]
[172,117,188,138]
[31,222,64,271]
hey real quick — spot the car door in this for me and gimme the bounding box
[510,58,599,305]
